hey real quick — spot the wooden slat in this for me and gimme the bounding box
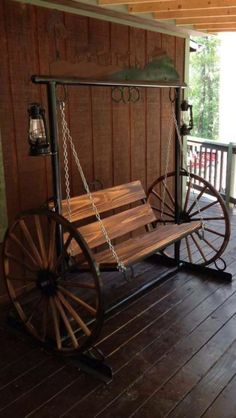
[154,7,236,20]
[195,22,236,30]
[60,181,146,223]
[94,221,202,267]
[176,16,236,25]
[203,374,236,418]
[129,1,236,14]
[99,0,168,4]
[210,28,236,31]
[70,203,156,252]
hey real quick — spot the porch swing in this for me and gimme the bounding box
[2,75,231,360]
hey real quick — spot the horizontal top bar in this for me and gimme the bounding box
[31,75,186,89]
[188,136,236,150]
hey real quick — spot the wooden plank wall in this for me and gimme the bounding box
[0,0,185,302]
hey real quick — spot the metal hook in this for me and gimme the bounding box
[213,257,227,272]
[112,86,140,104]
[123,266,135,282]
[196,228,204,240]
[56,85,67,104]
[112,86,123,103]
[129,86,140,103]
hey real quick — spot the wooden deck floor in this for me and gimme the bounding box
[1,210,236,417]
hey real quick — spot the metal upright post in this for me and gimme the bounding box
[174,87,182,263]
[47,82,62,214]
[47,82,63,255]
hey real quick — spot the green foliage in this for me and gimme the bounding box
[189,36,220,140]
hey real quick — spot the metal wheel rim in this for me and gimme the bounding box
[3,208,104,353]
[147,169,230,267]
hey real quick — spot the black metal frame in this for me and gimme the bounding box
[32,75,185,265]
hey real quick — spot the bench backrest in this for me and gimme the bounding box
[61,181,156,252]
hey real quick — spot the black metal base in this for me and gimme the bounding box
[105,264,180,317]
[6,311,113,384]
[63,351,112,383]
[179,260,232,281]
[151,253,232,282]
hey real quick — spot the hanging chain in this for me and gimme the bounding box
[62,115,72,223]
[171,103,205,237]
[61,110,74,256]
[59,101,126,273]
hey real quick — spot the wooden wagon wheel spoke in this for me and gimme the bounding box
[187,185,208,215]
[189,216,225,221]
[58,285,97,316]
[19,220,43,268]
[185,236,193,263]
[48,221,56,269]
[161,180,175,206]
[8,234,39,268]
[150,190,175,214]
[183,179,193,213]
[191,233,207,262]
[3,209,103,353]
[155,219,175,224]
[41,299,49,341]
[59,280,96,290]
[12,286,37,304]
[54,295,79,349]
[54,233,74,272]
[151,206,175,219]
[25,296,44,325]
[5,252,37,273]
[34,215,48,268]
[147,170,230,267]
[189,199,219,218]
[57,291,91,337]
[201,236,219,253]
[204,227,225,238]
[6,275,36,282]
[50,297,62,350]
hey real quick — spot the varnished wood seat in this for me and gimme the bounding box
[93,222,201,268]
[61,181,202,269]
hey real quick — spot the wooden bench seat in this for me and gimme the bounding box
[61,181,202,270]
[93,221,201,268]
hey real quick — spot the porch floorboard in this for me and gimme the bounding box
[0,210,236,417]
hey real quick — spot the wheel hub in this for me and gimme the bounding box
[180,210,191,223]
[36,269,58,296]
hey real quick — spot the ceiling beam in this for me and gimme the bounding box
[195,22,236,30]
[211,28,236,31]
[154,7,236,20]
[98,0,172,4]
[176,16,236,25]
[15,0,207,37]
[129,1,236,14]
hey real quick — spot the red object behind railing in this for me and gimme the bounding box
[187,137,236,206]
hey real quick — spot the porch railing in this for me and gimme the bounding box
[186,137,236,206]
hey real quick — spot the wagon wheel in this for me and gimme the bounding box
[3,209,103,353]
[147,170,230,267]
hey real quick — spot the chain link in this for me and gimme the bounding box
[62,114,72,223]
[59,101,126,273]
